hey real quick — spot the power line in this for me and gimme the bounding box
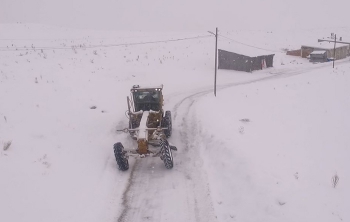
[218,34,282,53]
[0,37,104,41]
[0,33,187,41]
[87,35,211,48]
[0,35,212,52]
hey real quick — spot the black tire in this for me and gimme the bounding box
[161,111,172,138]
[160,139,173,169]
[113,142,129,171]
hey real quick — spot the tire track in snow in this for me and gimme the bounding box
[180,99,217,222]
[117,160,139,222]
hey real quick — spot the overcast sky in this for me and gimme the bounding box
[0,0,348,31]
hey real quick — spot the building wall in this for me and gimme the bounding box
[310,53,327,62]
[218,50,253,72]
[327,45,348,60]
[286,49,301,56]
[218,49,274,72]
[300,46,314,58]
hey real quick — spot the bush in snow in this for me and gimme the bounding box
[3,141,12,151]
[72,46,77,54]
[332,174,339,188]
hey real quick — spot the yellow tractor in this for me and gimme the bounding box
[113,84,176,171]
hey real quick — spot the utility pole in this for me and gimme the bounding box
[208,28,218,96]
[333,34,337,68]
[214,27,218,97]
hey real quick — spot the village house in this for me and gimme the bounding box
[287,41,349,62]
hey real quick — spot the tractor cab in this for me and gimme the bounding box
[130,85,163,112]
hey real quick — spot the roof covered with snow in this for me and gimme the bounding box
[302,41,349,50]
[310,50,327,54]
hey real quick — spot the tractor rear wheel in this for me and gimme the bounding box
[161,111,172,138]
[160,139,173,169]
[113,142,129,171]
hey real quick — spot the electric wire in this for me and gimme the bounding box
[218,34,283,53]
[0,35,212,52]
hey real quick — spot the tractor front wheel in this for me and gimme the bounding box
[160,139,173,169]
[113,142,129,171]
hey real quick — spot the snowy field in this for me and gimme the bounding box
[0,24,349,222]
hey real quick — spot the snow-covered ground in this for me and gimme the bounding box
[0,24,349,222]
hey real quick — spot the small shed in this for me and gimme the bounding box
[218,49,274,72]
[309,50,328,62]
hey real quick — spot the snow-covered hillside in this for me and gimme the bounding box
[0,24,349,222]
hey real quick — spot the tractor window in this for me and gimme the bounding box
[133,90,161,111]
[135,91,160,102]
